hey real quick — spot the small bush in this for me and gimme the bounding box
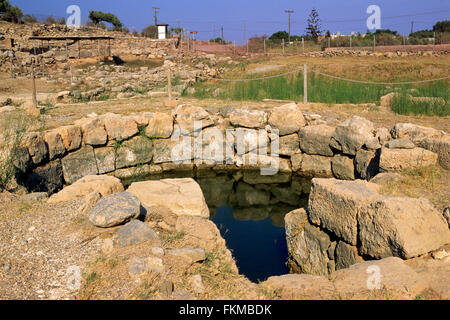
[0,114,29,190]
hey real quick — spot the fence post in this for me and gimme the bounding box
[373,35,376,51]
[31,62,38,109]
[328,37,330,49]
[303,64,307,104]
[282,39,285,55]
[350,36,352,49]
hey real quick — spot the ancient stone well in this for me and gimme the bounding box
[4,103,450,277]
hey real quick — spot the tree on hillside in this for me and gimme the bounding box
[410,29,434,38]
[22,14,37,23]
[210,37,224,43]
[88,11,123,30]
[0,0,22,23]
[141,25,158,38]
[169,27,183,36]
[45,16,65,25]
[433,20,450,32]
[305,8,322,43]
[0,0,10,13]
[269,31,289,41]
[374,29,398,35]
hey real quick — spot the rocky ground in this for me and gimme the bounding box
[0,185,260,300]
[0,176,448,300]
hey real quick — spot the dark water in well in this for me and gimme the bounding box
[211,205,290,283]
[197,171,309,283]
[123,169,310,283]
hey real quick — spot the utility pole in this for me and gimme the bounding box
[153,7,160,25]
[410,21,414,35]
[213,26,216,40]
[284,10,294,43]
[221,26,224,43]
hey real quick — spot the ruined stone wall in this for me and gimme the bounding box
[7,104,448,195]
[0,21,176,74]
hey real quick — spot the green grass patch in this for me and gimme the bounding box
[390,81,449,116]
[183,69,448,116]
[96,93,110,101]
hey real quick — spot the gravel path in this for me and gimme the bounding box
[0,192,102,299]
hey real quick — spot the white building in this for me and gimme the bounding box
[157,24,169,40]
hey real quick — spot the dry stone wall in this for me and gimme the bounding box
[4,103,448,196]
[0,22,176,74]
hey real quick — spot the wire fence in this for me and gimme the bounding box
[196,66,449,85]
[185,32,450,55]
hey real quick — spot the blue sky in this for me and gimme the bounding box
[11,0,450,43]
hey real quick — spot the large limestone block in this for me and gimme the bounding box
[25,132,48,165]
[417,136,450,170]
[379,147,438,172]
[44,131,66,160]
[308,178,380,245]
[262,274,338,300]
[331,154,355,180]
[355,149,379,180]
[298,125,335,156]
[74,117,108,146]
[359,197,450,259]
[61,145,98,184]
[278,134,300,156]
[390,123,444,143]
[173,105,213,133]
[335,241,363,270]
[101,113,139,141]
[142,112,174,139]
[127,178,209,218]
[268,103,306,136]
[330,116,374,155]
[94,147,115,174]
[229,108,267,129]
[300,154,333,178]
[285,208,332,276]
[48,175,124,203]
[332,257,428,300]
[175,216,225,251]
[115,136,153,169]
[153,137,194,164]
[55,125,82,151]
[199,127,234,164]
